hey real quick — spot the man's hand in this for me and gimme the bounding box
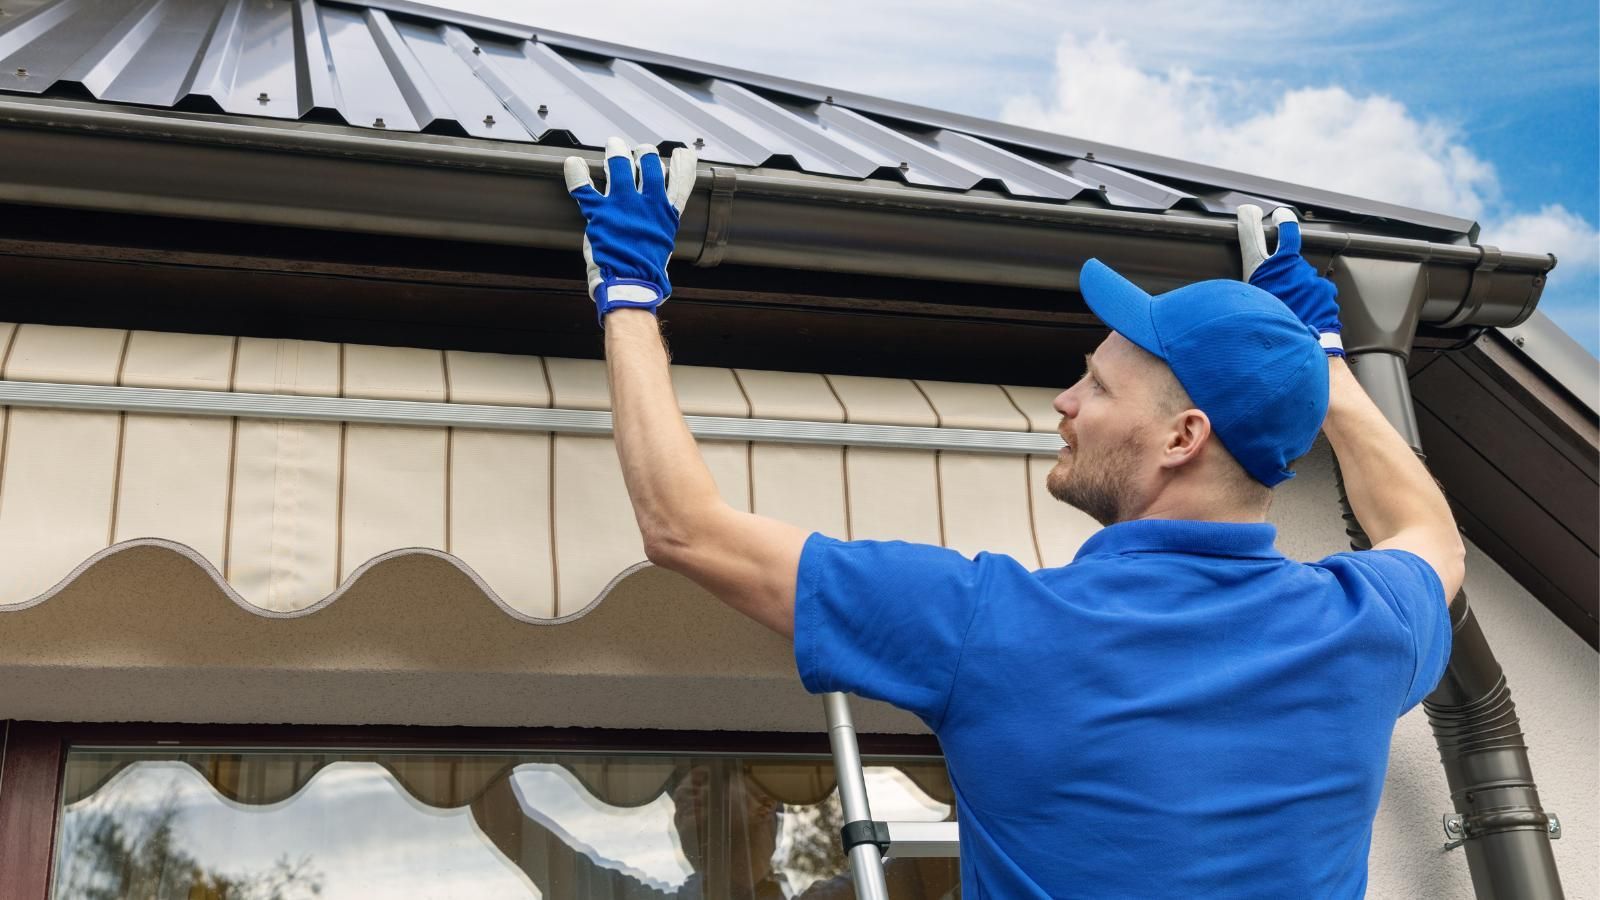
[563,138,697,326]
[1236,205,1344,357]
[1238,206,1464,601]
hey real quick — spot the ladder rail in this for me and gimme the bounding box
[824,693,963,895]
[824,691,892,900]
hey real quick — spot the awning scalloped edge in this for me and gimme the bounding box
[0,536,650,625]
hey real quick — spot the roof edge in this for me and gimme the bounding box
[352,0,1481,238]
[1498,312,1600,415]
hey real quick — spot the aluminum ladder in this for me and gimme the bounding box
[824,692,961,898]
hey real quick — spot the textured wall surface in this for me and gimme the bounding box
[1273,439,1598,899]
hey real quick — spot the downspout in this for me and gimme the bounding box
[1329,254,1565,899]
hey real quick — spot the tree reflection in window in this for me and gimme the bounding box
[53,750,959,899]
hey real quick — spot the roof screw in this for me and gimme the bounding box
[373,117,386,128]
[537,104,548,116]
[898,161,909,172]
[825,95,834,104]
[693,137,705,149]
[483,114,495,126]
[1098,184,1107,191]
[1084,151,1095,160]
[14,67,26,78]
[472,45,481,55]
[1513,335,1526,347]
[257,91,269,103]
[1304,209,1316,219]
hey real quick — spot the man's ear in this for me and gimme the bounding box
[1159,408,1212,470]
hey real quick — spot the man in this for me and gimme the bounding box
[563,139,1460,898]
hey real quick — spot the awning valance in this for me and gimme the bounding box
[61,753,956,810]
[0,322,1094,620]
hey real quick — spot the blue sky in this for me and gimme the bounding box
[447,0,1598,353]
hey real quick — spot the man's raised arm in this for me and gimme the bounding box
[563,138,809,637]
[1239,206,1465,599]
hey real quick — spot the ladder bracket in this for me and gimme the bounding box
[841,820,892,855]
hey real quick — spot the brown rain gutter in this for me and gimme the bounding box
[0,96,1554,332]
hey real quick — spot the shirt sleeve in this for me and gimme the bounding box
[1337,548,1453,713]
[793,533,988,728]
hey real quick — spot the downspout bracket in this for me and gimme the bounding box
[1440,810,1562,850]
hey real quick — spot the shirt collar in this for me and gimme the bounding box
[1073,518,1283,562]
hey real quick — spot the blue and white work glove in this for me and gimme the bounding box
[1237,205,1345,357]
[562,137,697,326]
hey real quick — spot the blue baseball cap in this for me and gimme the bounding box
[1078,259,1328,486]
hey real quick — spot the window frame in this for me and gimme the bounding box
[0,719,941,900]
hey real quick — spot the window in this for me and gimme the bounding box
[52,747,959,899]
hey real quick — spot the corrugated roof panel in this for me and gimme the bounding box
[917,129,1095,200]
[319,4,419,129]
[609,60,772,166]
[0,0,1480,237]
[1058,158,1192,210]
[211,0,313,118]
[1190,187,1293,215]
[812,103,984,189]
[699,80,878,176]
[393,20,530,141]
[470,36,651,145]
[0,0,135,93]
[184,0,246,107]
[555,50,777,167]
[55,0,168,100]
[293,0,339,113]
[86,0,228,106]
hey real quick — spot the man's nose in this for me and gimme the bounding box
[1053,387,1077,418]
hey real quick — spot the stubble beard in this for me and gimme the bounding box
[1046,435,1142,527]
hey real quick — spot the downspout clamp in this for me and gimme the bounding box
[1331,256,1565,899]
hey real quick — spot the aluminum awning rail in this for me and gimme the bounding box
[0,380,1065,455]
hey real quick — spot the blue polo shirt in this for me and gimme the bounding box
[794,519,1450,899]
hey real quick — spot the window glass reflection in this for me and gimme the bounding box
[52,749,959,899]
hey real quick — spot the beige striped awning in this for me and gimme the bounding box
[0,321,1096,730]
[0,322,1094,618]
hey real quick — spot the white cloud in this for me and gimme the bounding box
[999,29,1597,354]
[1481,205,1600,268]
[1000,32,1500,218]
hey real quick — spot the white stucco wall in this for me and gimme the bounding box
[1274,439,1598,899]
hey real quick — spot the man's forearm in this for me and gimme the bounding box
[1322,358,1464,587]
[604,310,724,555]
